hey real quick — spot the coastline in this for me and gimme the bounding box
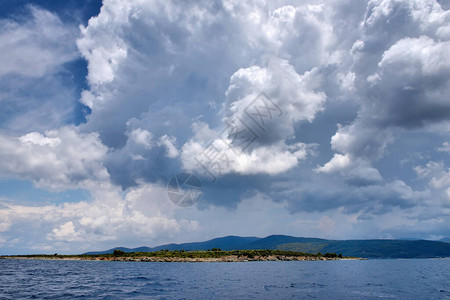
[0,255,361,262]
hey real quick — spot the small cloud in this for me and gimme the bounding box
[157,135,179,158]
[19,132,61,147]
[48,221,82,242]
[437,142,450,153]
[127,128,153,149]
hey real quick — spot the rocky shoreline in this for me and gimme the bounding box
[1,255,354,262]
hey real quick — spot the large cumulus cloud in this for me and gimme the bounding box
[61,0,450,225]
[320,0,450,185]
[76,0,348,186]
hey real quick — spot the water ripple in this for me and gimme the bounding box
[0,259,448,299]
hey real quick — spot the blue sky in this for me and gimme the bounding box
[0,0,449,254]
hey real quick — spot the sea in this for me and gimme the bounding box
[0,258,449,299]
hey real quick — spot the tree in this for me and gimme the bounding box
[113,250,125,256]
[324,252,338,258]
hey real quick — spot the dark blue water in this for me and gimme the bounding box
[0,259,449,299]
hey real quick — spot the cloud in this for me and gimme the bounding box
[50,221,81,242]
[316,122,392,185]
[0,5,78,78]
[438,142,450,153]
[316,154,383,185]
[72,0,449,222]
[367,36,450,128]
[0,181,200,252]
[359,0,450,129]
[75,0,337,186]
[0,126,109,190]
[180,58,325,178]
[0,210,12,232]
[127,128,153,149]
[181,136,312,178]
[157,135,180,158]
[415,161,450,204]
[320,0,450,184]
[277,177,430,216]
[225,59,326,138]
[19,132,61,147]
[4,180,428,253]
[1,0,450,253]
[0,6,83,133]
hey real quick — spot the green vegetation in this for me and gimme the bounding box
[99,249,329,259]
[82,235,450,258]
[0,249,343,260]
[113,250,125,256]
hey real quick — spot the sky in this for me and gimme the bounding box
[0,0,449,255]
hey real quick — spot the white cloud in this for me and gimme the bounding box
[0,210,12,232]
[415,161,450,190]
[317,153,350,173]
[50,221,81,242]
[74,0,448,217]
[0,181,199,251]
[77,2,128,86]
[316,153,384,186]
[0,6,78,78]
[413,160,450,206]
[321,0,450,185]
[317,124,390,184]
[19,132,61,147]
[180,58,325,178]
[0,6,83,133]
[1,0,450,252]
[157,135,179,158]
[182,138,311,177]
[0,127,109,190]
[437,142,450,153]
[127,128,153,149]
[75,0,336,150]
[226,59,326,126]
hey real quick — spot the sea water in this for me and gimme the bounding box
[0,258,449,299]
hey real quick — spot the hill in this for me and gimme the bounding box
[84,235,450,258]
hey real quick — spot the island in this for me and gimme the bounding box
[0,249,356,262]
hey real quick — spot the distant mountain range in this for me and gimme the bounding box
[84,235,450,258]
